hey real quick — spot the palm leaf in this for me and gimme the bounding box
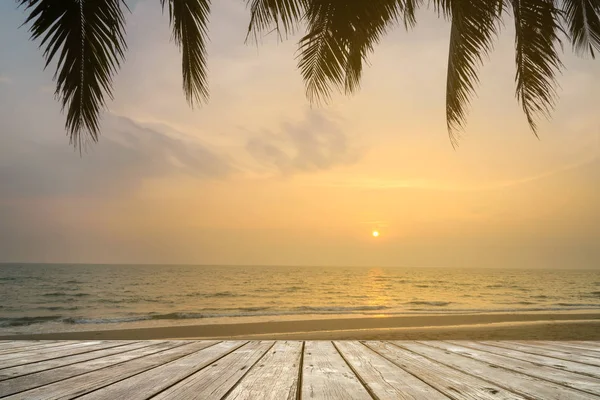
[446,0,500,145]
[298,0,401,103]
[161,0,211,106]
[344,0,401,93]
[563,0,600,58]
[245,0,307,42]
[297,1,346,103]
[19,0,127,149]
[402,0,422,28]
[511,0,562,135]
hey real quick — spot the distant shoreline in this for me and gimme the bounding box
[3,263,599,270]
[2,311,600,340]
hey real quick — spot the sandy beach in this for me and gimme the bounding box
[2,311,599,341]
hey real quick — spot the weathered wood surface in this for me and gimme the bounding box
[446,340,600,379]
[1,341,204,399]
[0,341,196,397]
[489,341,600,367]
[153,341,274,400]
[0,340,599,399]
[224,341,302,400]
[0,341,62,355]
[80,341,241,400]
[0,341,149,382]
[333,341,449,400]
[569,342,600,353]
[399,341,597,399]
[0,341,112,369]
[534,341,600,356]
[302,340,371,399]
[366,341,526,400]
[440,341,600,395]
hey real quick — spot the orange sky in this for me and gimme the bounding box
[0,1,598,267]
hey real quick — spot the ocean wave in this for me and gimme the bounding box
[292,305,391,312]
[62,316,153,325]
[406,301,452,307]
[239,306,271,312]
[0,316,63,327]
[42,292,69,297]
[498,301,537,305]
[98,299,122,304]
[184,291,245,298]
[485,284,527,291]
[38,306,79,311]
[210,291,243,297]
[4,302,600,328]
[283,286,307,293]
[149,313,204,321]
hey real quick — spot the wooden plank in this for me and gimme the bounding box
[529,342,600,358]
[571,342,600,351]
[333,341,448,400]
[398,341,596,400]
[0,341,178,397]
[0,341,114,369]
[0,341,202,399]
[0,341,80,358]
[486,341,600,367]
[0,341,57,350]
[78,341,241,400]
[442,341,600,396]
[150,341,273,400]
[448,341,600,379]
[300,341,372,400]
[0,342,82,360]
[366,341,526,400]
[224,341,302,400]
[0,341,63,355]
[0,341,149,382]
[151,341,273,400]
[548,342,600,354]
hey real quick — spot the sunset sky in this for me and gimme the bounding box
[0,0,598,268]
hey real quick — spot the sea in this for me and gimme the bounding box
[1,264,599,335]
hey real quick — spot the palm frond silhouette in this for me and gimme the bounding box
[16,0,600,148]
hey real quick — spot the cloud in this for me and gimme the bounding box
[0,75,11,84]
[246,111,361,175]
[316,155,600,192]
[0,114,233,198]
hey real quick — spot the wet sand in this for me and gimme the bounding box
[1,312,599,340]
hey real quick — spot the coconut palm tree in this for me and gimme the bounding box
[16,0,600,148]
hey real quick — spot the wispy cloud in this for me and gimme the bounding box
[318,149,600,192]
[0,114,233,198]
[246,111,362,175]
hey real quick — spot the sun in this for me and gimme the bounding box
[372,230,380,237]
